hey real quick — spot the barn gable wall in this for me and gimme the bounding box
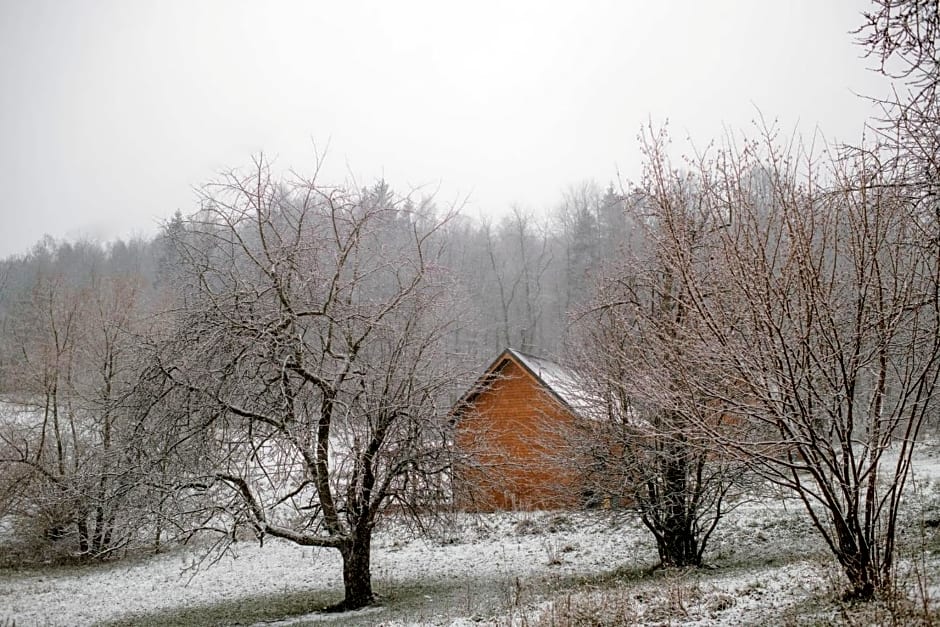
[455,356,580,511]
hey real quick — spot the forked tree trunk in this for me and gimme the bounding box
[655,514,701,568]
[835,533,888,600]
[645,440,703,568]
[841,557,879,601]
[76,517,90,556]
[337,528,374,610]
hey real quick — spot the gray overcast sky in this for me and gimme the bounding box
[0,0,889,258]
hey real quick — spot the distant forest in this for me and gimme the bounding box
[0,177,626,372]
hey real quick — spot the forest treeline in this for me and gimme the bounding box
[0,178,625,366]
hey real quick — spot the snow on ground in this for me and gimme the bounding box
[485,560,829,627]
[251,606,388,626]
[0,511,652,626]
[0,501,821,626]
[3,442,940,626]
[1,539,337,625]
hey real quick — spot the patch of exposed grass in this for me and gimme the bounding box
[97,588,340,627]
[0,542,191,581]
[95,576,539,627]
[772,585,940,627]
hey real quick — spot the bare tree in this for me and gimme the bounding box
[640,125,940,599]
[0,254,157,562]
[512,209,550,351]
[481,217,520,350]
[857,0,939,208]
[569,140,746,568]
[157,158,467,610]
[475,209,553,353]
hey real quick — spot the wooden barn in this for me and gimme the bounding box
[452,348,590,511]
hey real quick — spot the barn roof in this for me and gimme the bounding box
[452,348,598,420]
[508,349,596,416]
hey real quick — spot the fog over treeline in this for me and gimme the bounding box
[0,177,627,369]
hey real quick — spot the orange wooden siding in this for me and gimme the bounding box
[454,357,580,511]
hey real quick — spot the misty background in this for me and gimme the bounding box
[0,0,888,258]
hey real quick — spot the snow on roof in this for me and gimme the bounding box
[507,349,648,428]
[506,348,602,420]
[453,347,622,423]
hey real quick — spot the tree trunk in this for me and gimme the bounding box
[654,441,701,568]
[337,528,374,610]
[659,532,699,568]
[839,545,883,601]
[76,517,90,556]
[655,512,701,568]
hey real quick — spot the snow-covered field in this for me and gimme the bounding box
[0,502,879,626]
[3,449,940,626]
